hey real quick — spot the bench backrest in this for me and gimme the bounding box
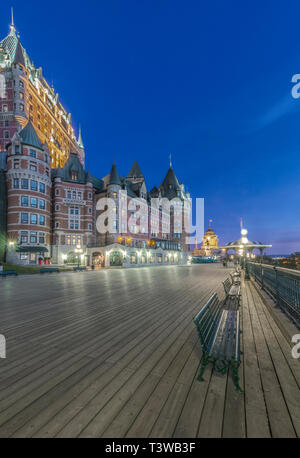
[223,277,232,295]
[193,293,222,353]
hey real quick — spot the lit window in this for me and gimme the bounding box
[71,171,78,181]
[39,199,45,210]
[39,183,45,193]
[30,149,36,158]
[39,215,45,226]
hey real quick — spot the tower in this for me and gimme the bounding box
[5,121,52,264]
[0,15,84,167]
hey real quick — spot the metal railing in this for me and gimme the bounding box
[247,262,300,328]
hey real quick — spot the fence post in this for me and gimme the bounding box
[274,266,279,307]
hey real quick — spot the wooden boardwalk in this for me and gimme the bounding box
[0,264,299,438]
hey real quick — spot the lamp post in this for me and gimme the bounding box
[240,228,250,280]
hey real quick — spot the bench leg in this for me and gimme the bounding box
[231,364,244,393]
[197,354,209,381]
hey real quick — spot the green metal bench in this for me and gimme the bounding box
[73,266,87,272]
[0,270,18,277]
[193,293,243,392]
[223,276,241,307]
[40,268,60,274]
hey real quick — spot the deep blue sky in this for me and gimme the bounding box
[2,0,300,253]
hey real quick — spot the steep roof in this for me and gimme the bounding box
[13,39,25,66]
[109,161,122,185]
[128,159,144,178]
[162,167,181,191]
[19,121,44,149]
[78,126,84,149]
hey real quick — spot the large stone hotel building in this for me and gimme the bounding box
[0,18,191,268]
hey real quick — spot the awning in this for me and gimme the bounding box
[16,246,48,253]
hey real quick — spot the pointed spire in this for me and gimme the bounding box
[9,7,16,35]
[169,153,172,168]
[78,125,84,149]
[162,166,180,191]
[109,160,122,186]
[128,159,144,179]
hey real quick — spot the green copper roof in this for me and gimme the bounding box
[0,25,18,62]
[19,121,44,149]
[78,126,84,149]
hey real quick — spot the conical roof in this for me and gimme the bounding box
[128,159,144,178]
[162,167,181,191]
[109,161,122,185]
[19,121,43,149]
[78,126,84,149]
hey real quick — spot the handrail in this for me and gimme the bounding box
[249,262,300,277]
[247,262,300,328]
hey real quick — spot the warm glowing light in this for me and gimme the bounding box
[241,237,248,244]
[241,229,248,236]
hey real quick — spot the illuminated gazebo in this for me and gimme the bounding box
[219,227,272,259]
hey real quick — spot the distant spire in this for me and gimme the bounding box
[9,7,16,35]
[240,217,243,230]
[78,125,84,149]
[209,218,213,227]
[169,153,172,168]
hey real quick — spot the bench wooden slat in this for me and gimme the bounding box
[194,292,243,392]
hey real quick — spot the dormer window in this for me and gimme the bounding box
[71,171,78,181]
[15,145,20,154]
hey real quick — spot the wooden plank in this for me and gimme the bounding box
[246,282,296,438]
[249,282,300,437]
[241,281,270,438]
